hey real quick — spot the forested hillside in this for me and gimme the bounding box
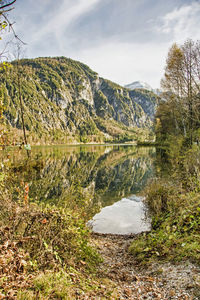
[0,57,158,144]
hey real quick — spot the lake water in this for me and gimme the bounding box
[88,195,151,234]
[3,145,155,235]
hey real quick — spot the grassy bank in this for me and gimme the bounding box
[130,144,200,265]
[0,157,115,299]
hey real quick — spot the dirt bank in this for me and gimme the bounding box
[92,233,200,300]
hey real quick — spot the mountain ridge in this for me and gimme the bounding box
[0,57,159,144]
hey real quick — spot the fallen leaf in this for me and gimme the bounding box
[41,218,47,224]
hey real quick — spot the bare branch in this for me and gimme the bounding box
[0,39,11,58]
[2,13,27,45]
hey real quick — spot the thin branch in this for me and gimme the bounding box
[0,0,16,10]
[2,13,27,45]
[0,7,14,13]
[0,40,11,57]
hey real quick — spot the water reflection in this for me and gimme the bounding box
[89,196,151,234]
[2,145,155,234]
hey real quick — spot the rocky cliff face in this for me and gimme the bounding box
[0,57,159,143]
[129,89,158,121]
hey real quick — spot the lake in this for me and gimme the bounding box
[3,145,156,235]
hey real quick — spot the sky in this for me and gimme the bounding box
[4,0,200,88]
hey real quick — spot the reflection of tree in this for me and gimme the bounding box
[8,146,155,209]
[94,156,154,207]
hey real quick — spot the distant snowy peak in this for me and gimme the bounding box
[125,81,153,91]
[125,81,161,95]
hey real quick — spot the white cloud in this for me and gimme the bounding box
[9,0,200,89]
[69,41,168,89]
[158,2,200,42]
[31,0,101,42]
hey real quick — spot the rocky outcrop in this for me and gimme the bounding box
[129,89,158,121]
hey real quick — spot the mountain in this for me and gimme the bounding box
[125,81,153,91]
[125,81,162,96]
[0,57,159,144]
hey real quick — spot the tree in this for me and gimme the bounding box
[15,43,29,150]
[0,1,24,62]
[0,1,28,144]
[0,1,16,10]
[0,0,17,131]
[160,39,200,145]
[0,1,23,148]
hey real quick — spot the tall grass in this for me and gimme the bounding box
[130,144,200,264]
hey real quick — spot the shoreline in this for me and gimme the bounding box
[92,233,200,299]
[0,141,158,151]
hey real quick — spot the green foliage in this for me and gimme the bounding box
[130,199,200,264]
[94,90,114,119]
[16,204,100,269]
[18,268,115,299]
[130,145,200,264]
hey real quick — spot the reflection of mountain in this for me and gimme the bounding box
[15,146,155,209]
[94,155,154,207]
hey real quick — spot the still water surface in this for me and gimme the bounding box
[5,145,155,234]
